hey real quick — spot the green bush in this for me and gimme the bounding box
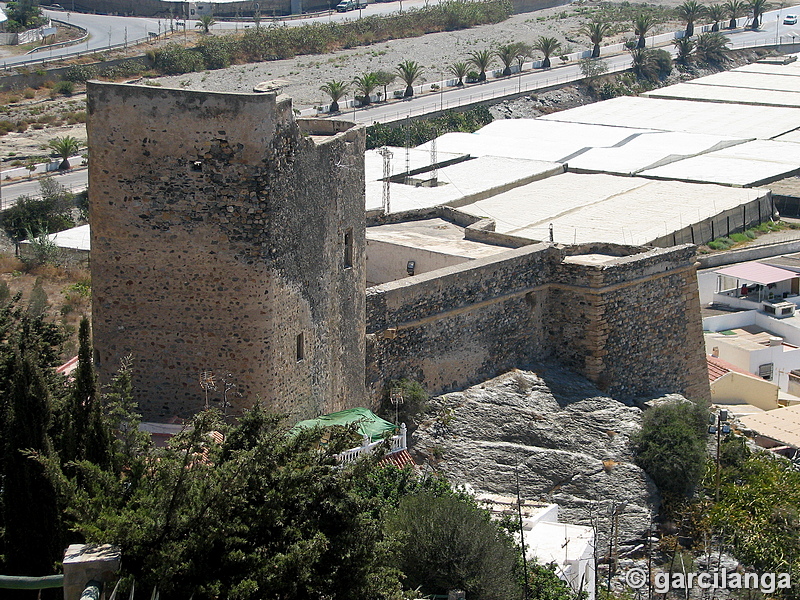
[63,64,99,83]
[149,44,205,75]
[23,229,63,269]
[366,106,493,149]
[379,378,429,429]
[386,492,521,600]
[632,399,707,501]
[27,276,49,316]
[98,60,147,79]
[197,36,233,70]
[53,80,75,96]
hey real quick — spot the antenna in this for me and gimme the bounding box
[404,114,410,185]
[199,370,216,410]
[430,135,438,187]
[377,146,393,215]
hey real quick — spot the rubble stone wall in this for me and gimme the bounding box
[88,82,366,420]
[367,242,709,402]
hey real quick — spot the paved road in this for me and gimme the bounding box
[0,2,792,69]
[1,4,799,205]
[0,0,438,68]
[0,168,87,210]
[336,12,800,124]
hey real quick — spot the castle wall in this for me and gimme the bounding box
[88,82,365,420]
[366,243,709,402]
[366,244,557,397]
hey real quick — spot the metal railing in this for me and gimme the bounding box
[336,423,407,464]
[0,574,65,590]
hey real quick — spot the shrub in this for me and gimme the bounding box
[53,80,75,96]
[579,57,608,80]
[380,378,428,428]
[386,492,521,600]
[366,106,493,149]
[63,64,99,83]
[27,277,50,316]
[24,229,63,271]
[150,44,205,75]
[632,399,707,501]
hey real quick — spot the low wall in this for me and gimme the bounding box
[698,238,800,269]
[649,192,775,248]
[366,242,709,402]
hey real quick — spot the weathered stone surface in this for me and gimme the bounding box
[88,83,366,420]
[367,242,709,406]
[412,367,667,544]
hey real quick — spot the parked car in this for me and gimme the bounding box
[336,0,366,10]
[784,14,797,24]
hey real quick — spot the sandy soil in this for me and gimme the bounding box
[151,0,688,109]
[0,0,751,161]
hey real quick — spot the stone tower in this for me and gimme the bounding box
[88,82,366,420]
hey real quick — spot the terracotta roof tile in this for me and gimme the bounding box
[707,354,756,382]
[378,449,417,470]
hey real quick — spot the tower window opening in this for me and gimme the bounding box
[344,228,353,269]
[296,332,305,362]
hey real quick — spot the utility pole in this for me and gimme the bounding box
[709,409,730,501]
[516,466,529,600]
[377,147,393,215]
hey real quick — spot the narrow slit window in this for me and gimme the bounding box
[344,228,353,269]
[296,332,305,362]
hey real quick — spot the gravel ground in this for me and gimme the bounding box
[149,0,689,110]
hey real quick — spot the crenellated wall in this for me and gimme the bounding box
[88,82,366,420]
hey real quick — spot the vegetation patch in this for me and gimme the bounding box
[148,0,512,76]
[366,105,493,149]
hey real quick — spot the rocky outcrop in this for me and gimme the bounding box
[411,366,674,546]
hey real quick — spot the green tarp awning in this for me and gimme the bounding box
[291,408,397,441]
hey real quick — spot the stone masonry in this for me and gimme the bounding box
[88,82,707,421]
[88,82,366,420]
[366,242,709,402]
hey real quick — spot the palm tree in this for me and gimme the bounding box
[352,72,380,105]
[633,13,656,48]
[494,43,522,76]
[695,31,729,62]
[673,36,696,64]
[468,49,494,82]
[515,42,533,71]
[374,71,396,101]
[723,0,747,28]
[448,61,469,86]
[195,14,216,33]
[748,0,769,29]
[580,21,610,58]
[49,135,82,170]
[630,48,658,80]
[396,60,424,97]
[319,80,348,113]
[676,0,706,36]
[533,36,561,68]
[707,4,726,30]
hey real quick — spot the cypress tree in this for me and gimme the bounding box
[1,348,63,576]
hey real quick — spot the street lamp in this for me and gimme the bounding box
[709,409,731,501]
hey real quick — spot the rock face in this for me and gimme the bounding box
[411,366,671,546]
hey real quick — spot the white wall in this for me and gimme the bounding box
[706,332,800,390]
[366,238,472,285]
